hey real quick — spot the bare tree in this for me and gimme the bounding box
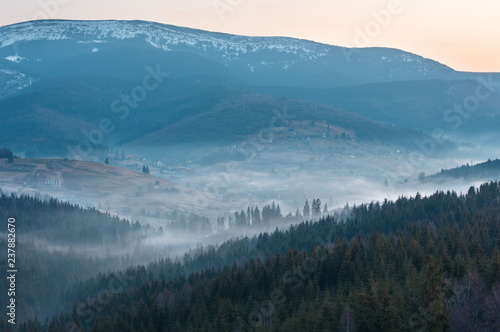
[339,305,355,332]
[448,271,489,331]
[486,282,500,331]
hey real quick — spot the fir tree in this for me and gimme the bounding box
[295,207,302,220]
[303,199,310,219]
[253,206,261,225]
[322,203,328,216]
[312,198,321,217]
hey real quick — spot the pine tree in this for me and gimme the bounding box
[418,171,426,182]
[262,205,270,223]
[105,157,109,164]
[254,206,261,225]
[295,207,302,220]
[247,207,251,225]
[241,210,247,226]
[422,255,449,331]
[312,198,321,217]
[0,148,14,163]
[303,200,310,219]
[276,204,282,219]
[217,217,225,229]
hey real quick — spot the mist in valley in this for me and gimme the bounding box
[1,17,500,329]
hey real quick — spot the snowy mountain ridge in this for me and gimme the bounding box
[0,19,470,103]
[0,20,333,61]
[0,19,454,72]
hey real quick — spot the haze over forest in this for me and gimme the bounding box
[0,17,499,331]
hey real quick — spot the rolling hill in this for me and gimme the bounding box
[0,157,225,220]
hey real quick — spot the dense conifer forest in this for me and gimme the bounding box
[2,182,500,331]
[0,193,140,246]
[0,194,146,324]
[426,158,500,181]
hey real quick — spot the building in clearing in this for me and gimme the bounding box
[46,179,61,187]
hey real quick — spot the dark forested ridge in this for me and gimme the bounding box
[426,158,500,182]
[0,194,149,325]
[7,182,500,331]
[0,193,140,246]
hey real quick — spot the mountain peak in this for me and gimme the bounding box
[0,19,453,79]
[0,19,464,106]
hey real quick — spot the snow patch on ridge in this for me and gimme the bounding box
[0,68,36,93]
[0,20,453,79]
[4,54,24,63]
[0,20,332,62]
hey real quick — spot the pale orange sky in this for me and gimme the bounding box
[1,0,499,72]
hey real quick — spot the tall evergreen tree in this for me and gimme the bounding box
[312,198,321,217]
[254,206,261,225]
[275,203,282,219]
[422,255,449,331]
[247,207,251,225]
[303,199,310,219]
[295,207,302,220]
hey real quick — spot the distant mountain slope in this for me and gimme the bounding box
[1,20,498,156]
[0,19,463,95]
[0,74,448,155]
[256,79,500,133]
[127,91,434,148]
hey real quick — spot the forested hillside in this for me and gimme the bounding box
[426,158,500,182]
[8,182,500,331]
[0,193,140,246]
[0,194,147,324]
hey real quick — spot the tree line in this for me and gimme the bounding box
[228,199,329,229]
